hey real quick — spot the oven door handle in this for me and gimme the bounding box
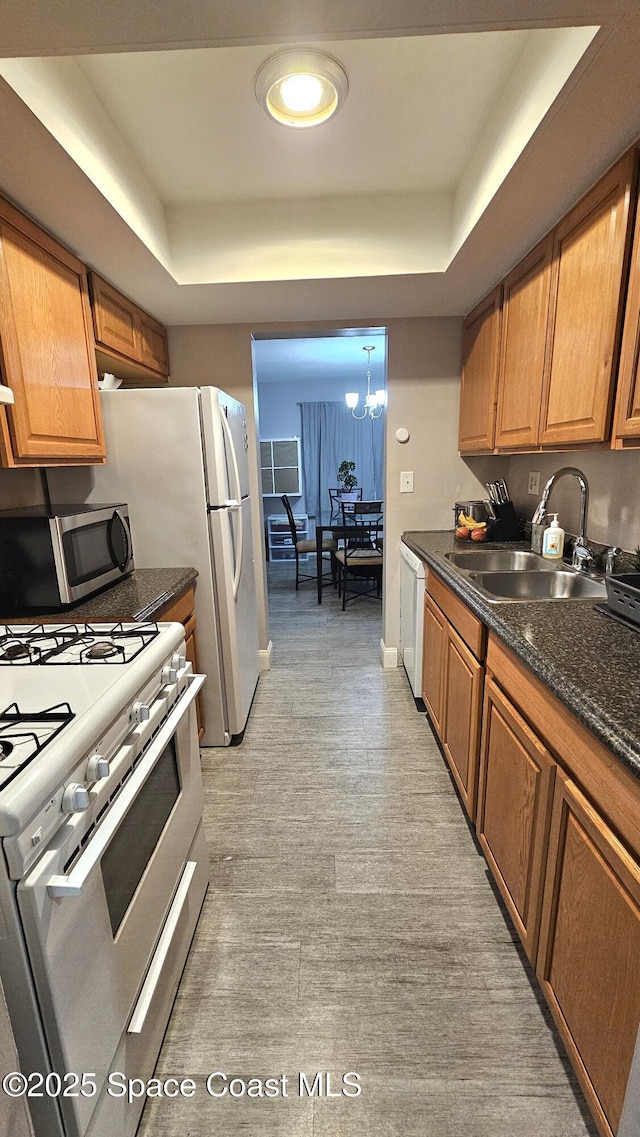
[127,858,198,1035]
[46,674,206,899]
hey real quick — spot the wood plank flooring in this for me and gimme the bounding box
[138,563,597,1137]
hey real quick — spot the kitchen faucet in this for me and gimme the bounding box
[531,467,593,572]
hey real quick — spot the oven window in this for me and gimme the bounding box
[62,519,121,585]
[101,740,181,937]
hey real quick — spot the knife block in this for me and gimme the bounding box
[487,502,522,542]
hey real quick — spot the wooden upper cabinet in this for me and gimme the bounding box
[90,274,138,359]
[494,235,553,451]
[138,310,169,374]
[458,285,502,453]
[613,167,640,445]
[539,151,637,447]
[0,197,105,466]
[89,271,169,380]
[537,770,640,1137]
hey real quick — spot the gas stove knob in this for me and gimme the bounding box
[171,652,186,673]
[161,664,178,685]
[87,753,110,781]
[131,701,151,724]
[62,784,90,814]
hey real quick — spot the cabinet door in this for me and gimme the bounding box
[539,151,636,447]
[0,204,105,465]
[184,613,205,741]
[422,592,447,736]
[495,236,553,451]
[537,771,640,1137]
[138,310,169,376]
[90,272,138,359]
[613,173,640,445]
[458,285,502,453]
[476,679,555,962]
[441,624,483,820]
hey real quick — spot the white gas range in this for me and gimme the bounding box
[0,621,209,1137]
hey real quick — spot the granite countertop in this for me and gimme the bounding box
[403,530,640,779]
[3,567,198,624]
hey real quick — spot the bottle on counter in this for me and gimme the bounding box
[542,513,565,560]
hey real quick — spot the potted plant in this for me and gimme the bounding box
[337,460,358,500]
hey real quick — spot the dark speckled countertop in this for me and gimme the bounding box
[403,531,640,780]
[2,567,198,624]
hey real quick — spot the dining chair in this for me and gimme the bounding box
[329,486,363,518]
[334,500,384,610]
[281,494,337,591]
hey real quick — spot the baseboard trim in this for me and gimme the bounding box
[379,639,398,669]
[259,641,273,671]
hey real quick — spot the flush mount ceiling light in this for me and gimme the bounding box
[255,49,348,129]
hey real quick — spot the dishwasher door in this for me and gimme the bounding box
[399,542,425,698]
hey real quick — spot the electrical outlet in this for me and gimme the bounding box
[400,471,414,493]
[528,471,541,496]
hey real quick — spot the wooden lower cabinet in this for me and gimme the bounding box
[421,601,640,1135]
[441,625,483,818]
[156,585,205,741]
[422,591,447,734]
[422,574,485,821]
[476,678,555,962]
[537,771,640,1137]
[183,612,205,742]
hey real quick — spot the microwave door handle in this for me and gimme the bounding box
[218,406,243,599]
[109,509,132,573]
[46,674,206,898]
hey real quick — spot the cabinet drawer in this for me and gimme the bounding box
[426,570,485,660]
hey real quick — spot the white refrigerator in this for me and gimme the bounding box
[48,387,260,746]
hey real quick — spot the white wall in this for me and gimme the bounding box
[257,373,360,517]
[0,469,45,511]
[506,448,640,549]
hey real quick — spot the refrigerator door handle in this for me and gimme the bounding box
[218,403,244,599]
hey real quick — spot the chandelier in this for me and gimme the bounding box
[345,346,386,419]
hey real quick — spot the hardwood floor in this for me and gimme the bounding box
[138,563,596,1136]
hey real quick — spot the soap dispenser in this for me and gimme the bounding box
[542,514,565,560]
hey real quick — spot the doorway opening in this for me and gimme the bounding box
[251,327,388,628]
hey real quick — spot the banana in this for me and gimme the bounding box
[458,511,487,530]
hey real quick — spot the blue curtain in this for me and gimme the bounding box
[300,401,384,518]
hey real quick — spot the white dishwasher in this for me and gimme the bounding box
[399,541,426,700]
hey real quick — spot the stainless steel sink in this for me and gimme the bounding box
[467,570,606,602]
[446,549,555,572]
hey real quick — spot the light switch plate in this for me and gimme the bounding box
[528,471,541,495]
[400,471,414,493]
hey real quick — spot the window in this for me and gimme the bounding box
[260,437,302,496]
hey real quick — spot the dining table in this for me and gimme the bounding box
[310,507,384,604]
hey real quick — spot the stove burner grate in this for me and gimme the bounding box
[0,701,75,784]
[0,623,160,665]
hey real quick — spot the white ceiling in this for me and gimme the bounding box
[75,34,531,203]
[0,2,639,325]
[253,331,387,386]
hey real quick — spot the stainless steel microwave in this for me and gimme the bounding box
[0,503,134,611]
